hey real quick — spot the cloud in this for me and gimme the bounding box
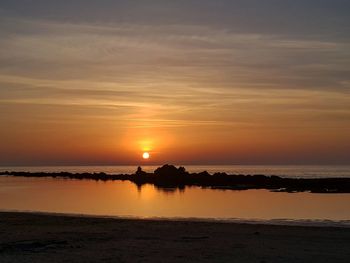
[1,15,349,88]
[0,1,349,164]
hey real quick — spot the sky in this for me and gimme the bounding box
[0,0,349,166]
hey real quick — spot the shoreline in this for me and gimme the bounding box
[1,210,350,229]
[1,211,350,262]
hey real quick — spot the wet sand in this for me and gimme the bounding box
[0,212,349,262]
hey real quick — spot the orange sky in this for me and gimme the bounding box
[0,1,349,165]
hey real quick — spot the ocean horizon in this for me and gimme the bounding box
[1,164,350,178]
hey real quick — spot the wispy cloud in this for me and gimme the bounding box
[0,1,349,164]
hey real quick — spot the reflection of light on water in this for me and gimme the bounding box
[138,184,157,201]
[136,184,184,202]
[1,177,350,224]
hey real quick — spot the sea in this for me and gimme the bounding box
[1,164,350,178]
[1,165,350,227]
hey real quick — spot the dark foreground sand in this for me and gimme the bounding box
[0,212,349,263]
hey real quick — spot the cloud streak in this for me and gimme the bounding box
[0,1,349,164]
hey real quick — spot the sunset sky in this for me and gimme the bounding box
[0,0,349,165]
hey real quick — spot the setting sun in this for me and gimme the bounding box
[0,1,349,262]
[142,152,150,159]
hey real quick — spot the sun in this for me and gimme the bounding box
[142,152,150,159]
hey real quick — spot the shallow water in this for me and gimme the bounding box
[0,176,349,225]
[1,165,350,178]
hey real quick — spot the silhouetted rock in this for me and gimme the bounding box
[154,164,188,177]
[197,171,210,177]
[135,166,147,176]
[1,165,350,193]
[213,172,228,176]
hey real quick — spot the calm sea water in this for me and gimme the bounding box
[1,165,350,225]
[1,165,350,178]
[0,176,350,226]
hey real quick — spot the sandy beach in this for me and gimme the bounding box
[0,212,349,262]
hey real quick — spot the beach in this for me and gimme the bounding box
[0,212,349,262]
